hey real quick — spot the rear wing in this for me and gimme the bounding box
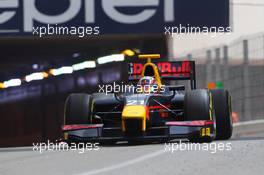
[128,61,196,89]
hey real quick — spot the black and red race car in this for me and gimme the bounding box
[62,54,232,143]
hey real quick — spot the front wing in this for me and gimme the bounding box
[62,120,215,142]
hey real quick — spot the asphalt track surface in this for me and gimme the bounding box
[0,133,264,175]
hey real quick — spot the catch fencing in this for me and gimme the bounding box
[179,32,264,121]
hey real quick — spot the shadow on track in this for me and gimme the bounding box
[100,139,188,147]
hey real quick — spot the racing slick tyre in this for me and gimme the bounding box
[184,89,215,143]
[211,89,233,140]
[64,94,94,125]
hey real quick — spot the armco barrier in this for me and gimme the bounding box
[232,119,264,138]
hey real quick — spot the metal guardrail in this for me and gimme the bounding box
[232,119,264,137]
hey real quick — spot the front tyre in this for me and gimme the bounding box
[211,89,233,140]
[184,89,215,143]
[64,94,94,125]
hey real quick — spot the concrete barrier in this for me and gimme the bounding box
[232,119,264,137]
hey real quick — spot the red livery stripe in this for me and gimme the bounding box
[166,120,214,126]
[149,104,170,110]
[62,124,103,131]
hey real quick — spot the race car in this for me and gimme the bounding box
[62,54,233,143]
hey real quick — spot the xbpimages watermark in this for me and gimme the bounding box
[164,140,232,154]
[98,82,166,95]
[32,24,100,37]
[164,24,232,38]
[32,140,100,154]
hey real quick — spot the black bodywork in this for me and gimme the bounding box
[63,61,216,143]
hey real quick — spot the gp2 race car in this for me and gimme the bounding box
[62,54,233,143]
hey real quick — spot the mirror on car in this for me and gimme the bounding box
[114,92,125,103]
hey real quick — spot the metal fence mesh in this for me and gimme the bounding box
[177,32,264,121]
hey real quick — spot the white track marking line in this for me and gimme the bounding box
[76,149,166,175]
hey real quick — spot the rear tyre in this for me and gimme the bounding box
[64,94,94,125]
[184,89,215,143]
[211,89,233,140]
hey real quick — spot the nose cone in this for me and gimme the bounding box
[122,106,146,118]
[122,106,147,132]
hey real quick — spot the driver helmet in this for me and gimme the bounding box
[137,76,158,93]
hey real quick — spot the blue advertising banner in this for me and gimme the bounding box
[0,0,230,36]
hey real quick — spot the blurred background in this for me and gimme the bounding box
[0,0,263,147]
